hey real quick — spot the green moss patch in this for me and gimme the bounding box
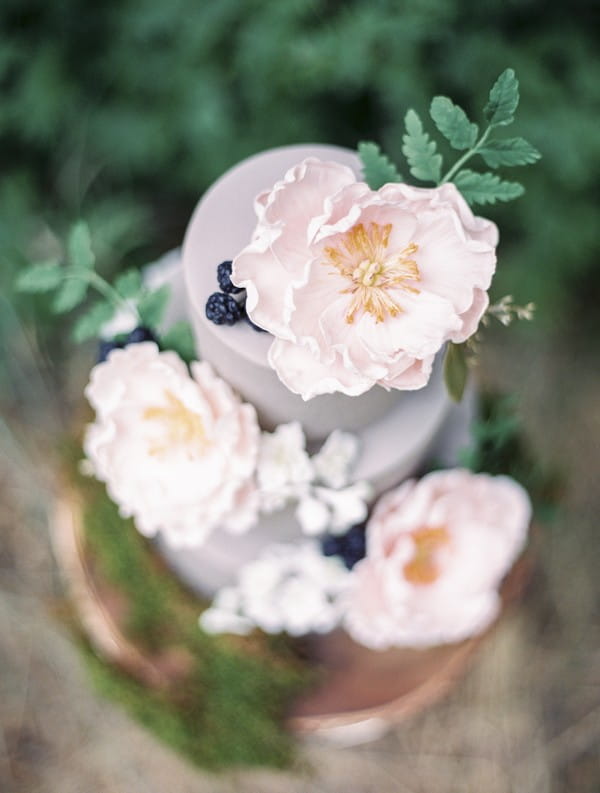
[64,443,311,770]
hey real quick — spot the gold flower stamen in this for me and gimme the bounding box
[323,222,420,324]
[403,526,450,586]
[143,391,208,456]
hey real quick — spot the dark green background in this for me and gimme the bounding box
[1,0,598,343]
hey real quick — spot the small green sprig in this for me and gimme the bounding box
[357,68,541,403]
[359,68,540,206]
[15,220,196,362]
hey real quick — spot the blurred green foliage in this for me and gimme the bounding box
[1,0,598,336]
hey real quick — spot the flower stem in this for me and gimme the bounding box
[440,125,492,185]
[63,270,140,320]
[88,271,140,319]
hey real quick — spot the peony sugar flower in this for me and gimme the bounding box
[344,469,531,649]
[233,158,498,399]
[84,342,260,547]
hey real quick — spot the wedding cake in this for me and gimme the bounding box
[19,68,537,658]
[160,145,477,596]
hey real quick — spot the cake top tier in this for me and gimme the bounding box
[183,144,361,371]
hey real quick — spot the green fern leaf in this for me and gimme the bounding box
[453,169,524,206]
[402,110,442,183]
[429,97,478,150]
[52,276,88,313]
[161,321,197,363]
[484,69,519,127]
[478,137,541,168]
[358,142,403,189]
[114,269,143,299]
[72,301,113,342]
[68,221,95,270]
[137,285,170,330]
[15,260,62,292]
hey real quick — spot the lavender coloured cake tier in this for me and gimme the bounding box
[151,145,476,596]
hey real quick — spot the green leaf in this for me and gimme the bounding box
[137,284,170,329]
[15,260,62,292]
[357,141,403,189]
[478,137,541,168]
[429,97,478,151]
[52,274,88,313]
[161,321,197,363]
[453,169,525,206]
[71,301,114,342]
[401,110,442,183]
[114,269,143,299]
[68,221,95,270]
[443,342,468,402]
[484,68,519,127]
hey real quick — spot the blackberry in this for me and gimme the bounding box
[205,292,244,325]
[98,339,122,363]
[321,535,343,557]
[124,326,158,345]
[320,523,367,570]
[217,260,244,294]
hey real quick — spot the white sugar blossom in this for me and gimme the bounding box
[295,496,331,536]
[256,422,314,512]
[199,543,352,637]
[256,423,371,536]
[311,429,360,488]
[198,588,254,636]
[84,343,260,548]
[312,481,373,534]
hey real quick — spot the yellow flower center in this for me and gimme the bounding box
[323,222,420,324]
[403,526,450,586]
[143,390,208,456]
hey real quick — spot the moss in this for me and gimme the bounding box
[63,442,310,770]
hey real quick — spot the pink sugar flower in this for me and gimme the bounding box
[233,158,498,399]
[84,343,260,547]
[344,469,531,649]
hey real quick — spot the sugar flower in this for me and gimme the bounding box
[233,158,497,399]
[199,542,352,637]
[256,422,371,536]
[256,421,314,512]
[311,429,360,489]
[344,469,531,649]
[84,342,260,547]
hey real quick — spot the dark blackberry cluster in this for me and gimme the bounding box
[216,260,244,294]
[205,292,244,325]
[321,523,367,570]
[205,260,269,332]
[98,326,157,362]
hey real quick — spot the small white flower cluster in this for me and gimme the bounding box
[484,295,536,327]
[256,423,372,536]
[199,542,352,637]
